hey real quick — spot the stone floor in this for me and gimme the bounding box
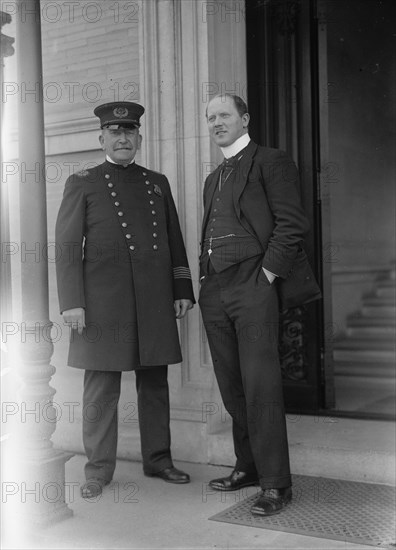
[2,454,377,550]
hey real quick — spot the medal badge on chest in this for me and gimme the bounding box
[153,184,162,197]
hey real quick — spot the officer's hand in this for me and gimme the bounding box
[62,307,86,335]
[174,299,194,319]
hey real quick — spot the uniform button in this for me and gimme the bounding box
[105,174,110,179]
[213,209,217,213]
[111,192,117,197]
[148,190,152,195]
[121,222,127,227]
[153,233,157,238]
[212,218,216,222]
[145,180,150,185]
[126,234,132,239]
[151,210,156,215]
[107,183,114,188]
[216,198,220,202]
[153,245,158,250]
[118,211,124,217]
[114,201,120,206]
[142,172,147,176]
[153,221,158,226]
[210,228,214,232]
[149,200,154,205]
[129,245,135,251]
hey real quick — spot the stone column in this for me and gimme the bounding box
[1,10,15,343]
[5,0,73,531]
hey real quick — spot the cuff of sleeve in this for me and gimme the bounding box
[173,278,196,304]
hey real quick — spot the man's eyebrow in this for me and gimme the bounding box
[208,111,229,118]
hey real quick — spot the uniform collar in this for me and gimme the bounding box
[106,154,135,167]
[220,134,250,159]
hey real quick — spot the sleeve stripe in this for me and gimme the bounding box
[173,266,192,279]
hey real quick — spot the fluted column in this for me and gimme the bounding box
[7,0,73,529]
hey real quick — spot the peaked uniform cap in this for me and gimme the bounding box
[94,101,145,128]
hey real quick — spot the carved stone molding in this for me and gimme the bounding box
[11,323,74,527]
[271,0,300,36]
[279,306,308,381]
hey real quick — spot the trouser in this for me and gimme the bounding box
[83,366,173,481]
[199,256,291,490]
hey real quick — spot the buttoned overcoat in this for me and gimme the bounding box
[55,160,194,371]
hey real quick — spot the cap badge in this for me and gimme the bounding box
[113,107,129,118]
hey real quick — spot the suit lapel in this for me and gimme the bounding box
[233,141,258,217]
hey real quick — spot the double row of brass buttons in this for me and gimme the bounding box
[105,171,159,252]
[143,171,159,251]
[105,173,136,251]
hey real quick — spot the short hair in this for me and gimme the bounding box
[206,93,248,118]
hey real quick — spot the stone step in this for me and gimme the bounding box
[376,286,396,299]
[333,348,396,363]
[361,305,396,318]
[363,295,395,307]
[376,278,396,287]
[348,315,396,327]
[334,337,395,350]
[346,326,396,339]
[208,416,395,485]
[334,360,396,378]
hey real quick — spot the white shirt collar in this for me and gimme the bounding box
[106,154,135,166]
[220,134,250,159]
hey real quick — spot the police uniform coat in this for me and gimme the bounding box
[55,160,195,371]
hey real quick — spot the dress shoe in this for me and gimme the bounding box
[250,486,292,516]
[80,478,110,499]
[209,470,259,491]
[146,466,190,484]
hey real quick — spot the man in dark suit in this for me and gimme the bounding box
[199,93,320,516]
[55,101,195,498]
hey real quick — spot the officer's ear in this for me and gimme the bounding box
[137,133,142,150]
[99,134,105,150]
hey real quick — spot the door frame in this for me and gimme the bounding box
[245,0,335,411]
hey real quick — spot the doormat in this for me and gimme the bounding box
[209,474,396,548]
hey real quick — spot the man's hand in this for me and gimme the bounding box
[174,299,194,319]
[62,307,86,335]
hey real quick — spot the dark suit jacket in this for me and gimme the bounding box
[200,141,321,309]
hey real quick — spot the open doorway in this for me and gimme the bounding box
[246,0,395,418]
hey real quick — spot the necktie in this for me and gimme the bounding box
[219,157,235,190]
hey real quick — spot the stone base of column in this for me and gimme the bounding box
[4,448,75,531]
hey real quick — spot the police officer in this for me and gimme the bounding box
[55,101,195,498]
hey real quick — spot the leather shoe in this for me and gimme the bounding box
[80,478,110,499]
[146,467,190,484]
[209,470,259,491]
[250,486,292,516]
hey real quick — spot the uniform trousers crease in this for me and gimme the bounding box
[83,366,173,481]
